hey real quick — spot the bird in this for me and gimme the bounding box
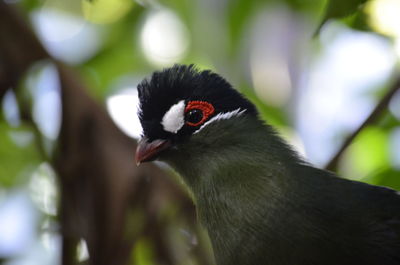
[135,64,400,265]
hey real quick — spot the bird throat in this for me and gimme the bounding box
[162,116,301,264]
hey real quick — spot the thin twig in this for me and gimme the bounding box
[325,75,400,171]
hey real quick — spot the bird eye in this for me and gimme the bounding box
[185,101,215,127]
[185,109,203,125]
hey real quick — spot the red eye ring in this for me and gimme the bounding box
[185,101,215,126]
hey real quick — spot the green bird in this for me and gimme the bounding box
[135,64,400,265]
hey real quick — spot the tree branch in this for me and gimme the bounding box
[0,3,212,265]
[0,2,48,95]
[325,75,400,171]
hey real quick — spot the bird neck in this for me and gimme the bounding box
[165,115,302,192]
[163,115,304,258]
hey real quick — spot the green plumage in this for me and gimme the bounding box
[161,115,400,265]
[136,65,400,265]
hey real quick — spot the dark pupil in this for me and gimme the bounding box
[185,109,203,124]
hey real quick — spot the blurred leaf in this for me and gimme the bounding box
[227,0,264,55]
[375,168,400,190]
[342,126,390,179]
[377,112,400,131]
[160,0,194,27]
[82,0,134,24]
[81,6,146,98]
[0,122,40,187]
[19,0,43,11]
[284,0,325,14]
[346,9,372,31]
[81,41,140,98]
[131,238,155,265]
[241,86,289,128]
[362,168,400,189]
[315,0,368,36]
[40,0,82,15]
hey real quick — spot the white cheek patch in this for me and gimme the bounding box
[194,108,246,134]
[161,100,185,133]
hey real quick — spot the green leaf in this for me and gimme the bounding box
[82,0,134,24]
[362,168,400,190]
[315,0,368,36]
[131,238,155,265]
[19,0,43,11]
[159,0,194,28]
[284,0,326,14]
[241,86,288,128]
[341,126,390,180]
[80,6,147,98]
[0,122,40,187]
[375,168,400,190]
[227,0,264,56]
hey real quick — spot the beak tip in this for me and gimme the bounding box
[135,138,171,165]
[135,152,142,166]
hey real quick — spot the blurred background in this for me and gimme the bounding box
[0,0,400,264]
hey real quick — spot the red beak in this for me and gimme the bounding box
[135,137,171,165]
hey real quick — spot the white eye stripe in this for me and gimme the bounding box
[194,108,245,134]
[162,103,246,134]
[161,100,185,133]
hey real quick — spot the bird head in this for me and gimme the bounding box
[135,64,258,165]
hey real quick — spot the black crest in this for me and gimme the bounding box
[137,64,257,141]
